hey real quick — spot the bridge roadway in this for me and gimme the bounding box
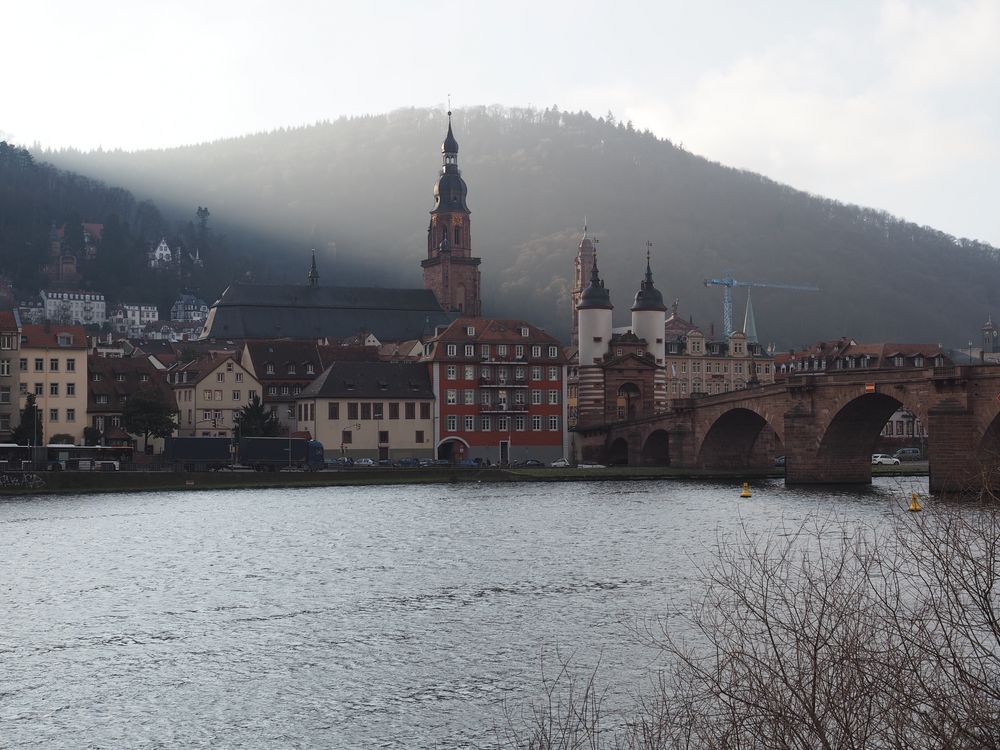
[573,365,1000,494]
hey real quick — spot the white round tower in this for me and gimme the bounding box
[630,251,667,365]
[577,254,613,366]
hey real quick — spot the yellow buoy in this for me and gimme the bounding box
[908,492,923,513]
[740,481,752,498]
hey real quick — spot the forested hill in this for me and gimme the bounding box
[39,106,1000,348]
[0,141,233,316]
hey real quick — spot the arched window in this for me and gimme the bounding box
[454,226,462,245]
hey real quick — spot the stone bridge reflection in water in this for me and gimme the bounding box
[0,479,916,748]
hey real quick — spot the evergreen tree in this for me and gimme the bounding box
[234,393,281,438]
[11,394,42,446]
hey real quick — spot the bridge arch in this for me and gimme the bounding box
[817,393,903,466]
[696,407,781,471]
[608,437,629,466]
[641,429,670,466]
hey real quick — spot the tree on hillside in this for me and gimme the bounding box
[11,394,42,446]
[122,387,177,451]
[234,393,280,438]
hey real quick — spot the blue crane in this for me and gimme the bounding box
[703,272,820,337]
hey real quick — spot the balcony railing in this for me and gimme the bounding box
[478,403,529,414]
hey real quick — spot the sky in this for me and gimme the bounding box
[3,0,998,246]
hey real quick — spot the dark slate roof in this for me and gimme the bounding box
[201,284,457,341]
[298,361,433,400]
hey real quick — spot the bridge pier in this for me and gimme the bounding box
[927,404,980,494]
[783,408,872,485]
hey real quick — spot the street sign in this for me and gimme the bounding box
[865,383,876,393]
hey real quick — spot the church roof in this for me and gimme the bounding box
[299,361,433,400]
[200,283,456,342]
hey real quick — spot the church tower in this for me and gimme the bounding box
[571,223,596,347]
[422,111,482,317]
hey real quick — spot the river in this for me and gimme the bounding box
[0,477,924,748]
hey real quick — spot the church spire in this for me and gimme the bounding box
[743,289,759,344]
[308,249,319,287]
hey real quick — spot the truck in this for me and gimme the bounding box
[164,437,234,471]
[237,437,325,471]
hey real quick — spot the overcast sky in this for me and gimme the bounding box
[3,0,998,246]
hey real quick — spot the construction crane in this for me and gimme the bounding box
[704,272,819,337]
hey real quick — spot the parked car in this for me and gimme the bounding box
[550,458,570,468]
[774,455,786,467]
[872,454,901,465]
[516,459,545,467]
[355,458,376,467]
[577,463,607,469]
[893,447,922,461]
[395,457,420,468]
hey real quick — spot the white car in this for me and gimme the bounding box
[354,458,376,467]
[872,454,901,465]
[550,458,570,468]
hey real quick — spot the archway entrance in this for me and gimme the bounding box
[608,437,629,466]
[641,430,670,465]
[617,383,641,420]
[436,437,469,463]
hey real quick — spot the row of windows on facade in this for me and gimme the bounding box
[15,382,79,398]
[307,402,434,422]
[444,414,561,432]
[3,357,79,373]
[169,362,244,385]
[443,342,560,359]
[23,408,79,423]
[263,363,316,376]
[445,364,561,381]
[340,430,426,445]
[780,355,944,373]
[668,361,769,376]
[881,419,926,437]
[444,388,561,406]
[176,389,258,403]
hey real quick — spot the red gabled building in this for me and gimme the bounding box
[422,317,569,465]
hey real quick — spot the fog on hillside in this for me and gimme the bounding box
[39,106,1000,349]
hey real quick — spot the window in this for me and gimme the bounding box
[419,403,430,420]
[306,364,314,375]
[531,366,542,380]
[203,389,213,401]
[464,415,475,431]
[514,367,525,380]
[464,390,475,405]
[361,403,372,420]
[446,415,457,431]
[50,358,59,372]
[34,383,43,396]
[0,334,13,350]
[348,403,358,420]
[49,383,59,396]
[373,402,383,420]
[520,327,529,337]
[226,362,234,372]
[0,360,8,377]
[203,410,212,421]
[0,386,9,404]
[446,344,457,357]
[549,415,560,431]
[34,358,43,372]
[514,390,526,405]
[217,372,225,382]
[323,402,338,420]
[139,374,149,382]
[464,344,474,357]
[531,345,541,358]
[515,345,524,359]
[66,408,75,422]
[214,390,223,401]
[415,430,425,443]
[379,430,389,443]
[447,389,457,404]
[548,390,560,404]
[342,430,352,444]
[548,346,558,358]
[0,415,8,431]
[480,344,490,359]
[548,367,559,380]
[266,364,275,374]
[466,326,476,336]
[531,389,542,405]
[49,409,58,421]
[405,402,415,420]
[96,394,109,404]
[532,415,542,431]
[267,385,277,396]
[232,390,241,402]
[233,371,243,384]
[464,365,475,380]
[19,358,27,372]
[389,403,399,419]
[446,365,457,380]
[498,345,508,357]
[515,415,525,431]
[287,364,296,375]
[480,365,491,381]
[481,416,491,431]
[480,390,491,406]
[497,416,509,432]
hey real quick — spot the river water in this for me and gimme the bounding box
[0,477,925,748]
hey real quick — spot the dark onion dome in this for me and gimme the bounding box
[578,254,613,310]
[432,111,470,213]
[631,254,667,312]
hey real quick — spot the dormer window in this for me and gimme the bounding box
[447,344,457,357]
[287,364,296,375]
[306,364,315,375]
[520,327,529,337]
[57,333,73,347]
[266,363,275,375]
[466,326,476,336]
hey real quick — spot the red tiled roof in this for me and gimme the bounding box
[0,309,19,330]
[21,323,87,349]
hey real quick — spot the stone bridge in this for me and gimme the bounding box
[573,365,1000,493]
